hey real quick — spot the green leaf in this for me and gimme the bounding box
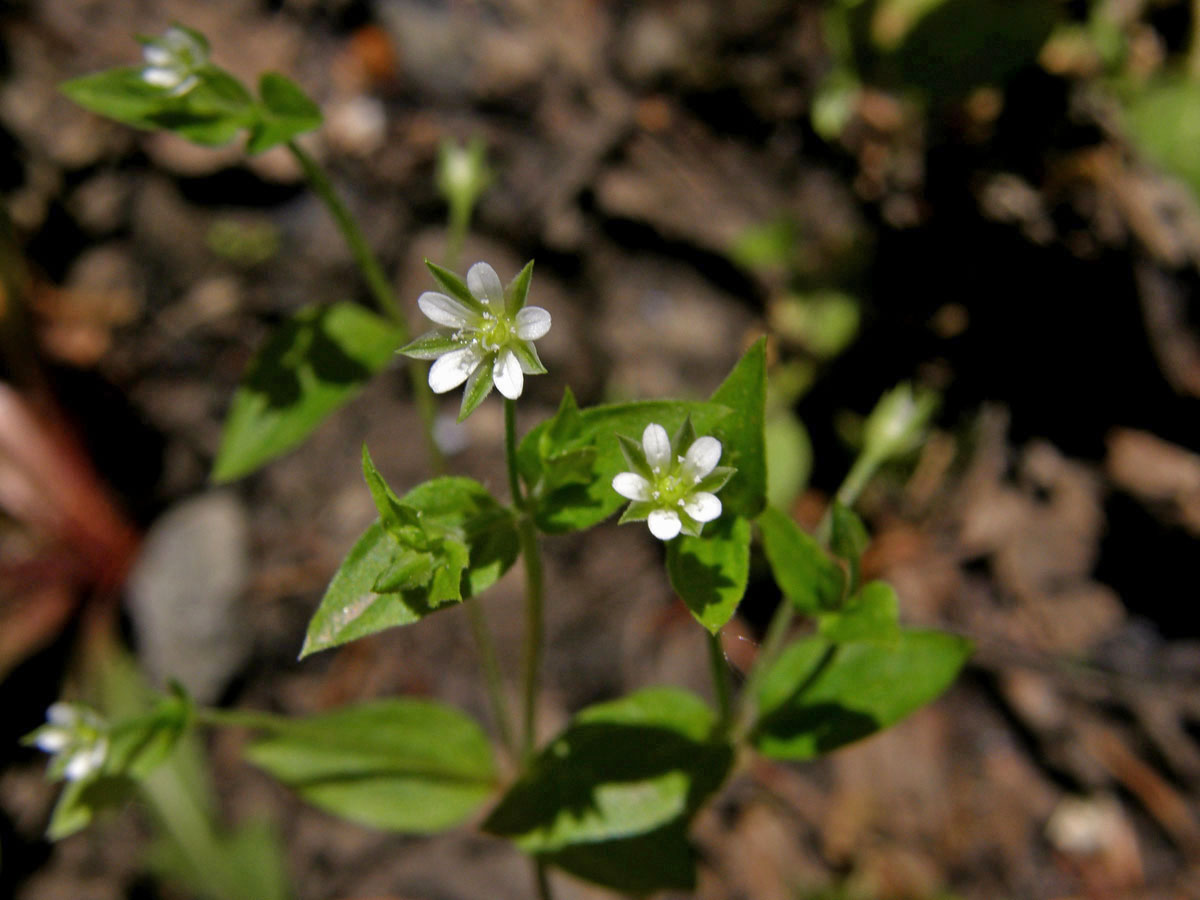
[212,303,405,482]
[301,477,518,656]
[60,67,181,131]
[244,699,496,833]
[752,629,972,761]
[707,338,767,518]
[758,506,845,613]
[246,72,322,154]
[504,259,535,316]
[817,580,901,646]
[828,501,870,593]
[519,399,731,533]
[484,688,731,893]
[666,516,751,633]
[360,445,421,535]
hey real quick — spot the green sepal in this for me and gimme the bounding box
[424,259,484,315]
[618,500,655,524]
[510,339,546,375]
[696,465,736,494]
[616,433,654,481]
[671,415,697,455]
[399,330,461,360]
[504,259,535,316]
[458,354,495,421]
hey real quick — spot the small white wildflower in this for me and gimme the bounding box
[141,26,208,96]
[26,703,109,782]
[401,260,550,421]
[611,420,735,540]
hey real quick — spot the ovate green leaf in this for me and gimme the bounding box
[244,699,496,832]
[752,629,971,761]
[301,478,518,656]
[666,516,751,633]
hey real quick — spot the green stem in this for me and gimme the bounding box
[508,399,545,763]
[517,514,544,764]
[707,631,733,736]
[505,398,523,508]
[465,596,517,761]
[736,450,883,737]
[286,139,445,474]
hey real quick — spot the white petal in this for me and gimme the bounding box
[467,262,505,307]
[493,349,524,399]
[418,291,477,328]
[682,436,722,480]
[47,703,77,726]
[647,509,682,540]
[35,730,70,753]
[142,45,173,66]
[612,472,652,501]
[428,345,482,393]
[142,66,182,87]
[515,306,551,340]
[642,423,671,471]
[683,492,722,523]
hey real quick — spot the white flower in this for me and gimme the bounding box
[27,703,109,782]
[611,421,735,540]
[141,26,208,96]
[401,260,550,421]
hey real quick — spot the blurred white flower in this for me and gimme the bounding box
[141,26,208,96]
[28,703,109,782]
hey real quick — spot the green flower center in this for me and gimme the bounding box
[650,471,690,508]
[479,314,512,352]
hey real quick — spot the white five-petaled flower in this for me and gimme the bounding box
[612,421,735,541]
[141,26,208,96]
[27,703,109,783]
[401,260,550,421]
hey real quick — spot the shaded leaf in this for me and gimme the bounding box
[484,689,732,877]
[666,516,751,633]
[212,303,405,483]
